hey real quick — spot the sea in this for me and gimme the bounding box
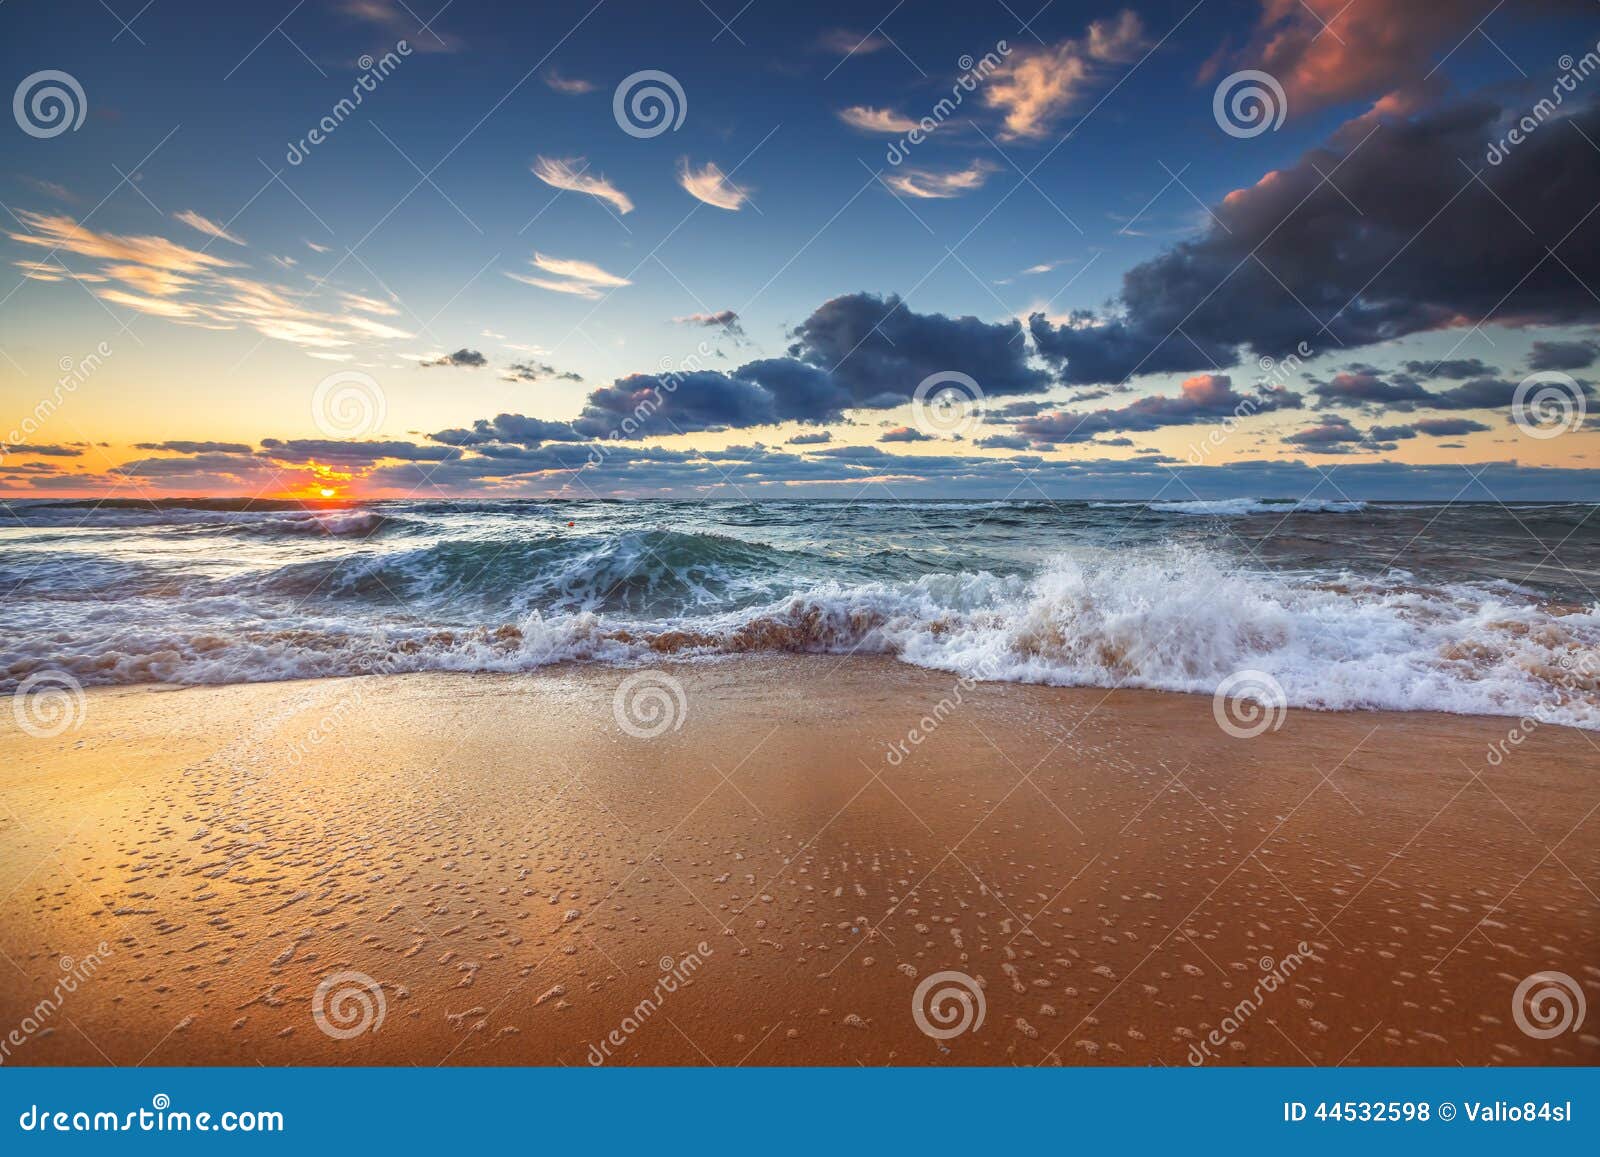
[3,496,1598,728]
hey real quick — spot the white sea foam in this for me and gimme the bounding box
[6,546,1597,729]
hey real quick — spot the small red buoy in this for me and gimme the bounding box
[567,521,575,527]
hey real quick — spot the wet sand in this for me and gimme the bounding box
[2,656,1597,1066]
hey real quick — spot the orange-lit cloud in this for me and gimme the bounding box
[983,9,1146,139]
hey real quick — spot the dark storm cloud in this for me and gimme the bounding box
[1016,374,1301,444]
[429,413,587,447]
[788,292,1049,400]
[1527,339,1600,371]
[1028,97,1600,385]
[420,348,488,368]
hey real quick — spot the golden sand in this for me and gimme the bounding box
[2,656,1596,1066]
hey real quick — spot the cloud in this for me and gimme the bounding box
[1226,0,1488,117]
[673,310,745,337]
[1311,367,1432,408]
[787,430,833,445]
[974,433,1033,450]
[132,440,253,454]
[879,425,933,442]
[504,251,632,298]
[429,414,586,447]
[788,292,1049,402]
[532,156,633,215]
[1373,417,1492,438]
[543,69,596,94]
[2,442,83,457]
[1528,339,1600,371]
[341,292,400,316]
[502,360,583,383]
[1027,95,1600,385]
[8,210,238,275]
[341,0,456,53]
[172,209,245,246]
[1401,357,1495,379]
[259,438,459,465]
[420,348,488,368]
[818,28,887,56]
[881,161,994,199]
[983,10,1145,139]
[838,106,919,133]
[1284,414,1372,453]
[1017,374,1302,443]
[677,160,751,211]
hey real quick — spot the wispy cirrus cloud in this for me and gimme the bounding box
[983,9,1146,139]
[173,209,245,246]
[532,155,634,215]
[837,105,918,134]
[677,160,751,211]
[881,161,994,199]
[503,251,632,298]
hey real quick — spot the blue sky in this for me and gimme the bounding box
[2,0,1599,499]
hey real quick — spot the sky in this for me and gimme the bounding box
[2,0,1599,501]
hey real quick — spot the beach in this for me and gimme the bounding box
[3,657,1596,1067]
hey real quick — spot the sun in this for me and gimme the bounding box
[319,487,337,498]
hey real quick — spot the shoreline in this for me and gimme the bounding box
[2,657,1596,1066]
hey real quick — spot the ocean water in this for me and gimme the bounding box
[3,497,1599,728]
